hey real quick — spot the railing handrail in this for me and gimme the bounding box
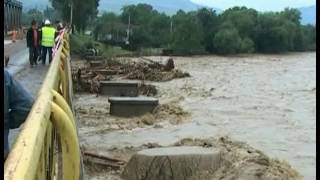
[4,29,81,180]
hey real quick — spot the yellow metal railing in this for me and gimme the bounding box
[4,30,82,180]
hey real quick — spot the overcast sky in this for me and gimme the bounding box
[190,0,316,11]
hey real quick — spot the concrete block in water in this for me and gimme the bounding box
[122,146,222,180]
[108,96,159,117]
[100,81,139,97]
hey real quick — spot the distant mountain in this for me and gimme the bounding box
[98,0,222,15]
[298,6,316,25]
[20,0,221,14]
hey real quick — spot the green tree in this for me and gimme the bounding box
[213,22,242,54]
[43,6,60,21]
[21,9,44,26]
[49,0,99,31]
[253,9,305,53]
[171,11,204,54]
[120,4,159,49]
[281,8,301,25]
[222,6,258,38]
[196,8,220,52]
[253,13,284,52]
[148,13,171,48]
[300,25,316,50]
[215,6,258,53]
[240,37,255,53]
[121,4,157,25]
[128,27,152,50]
[93,12,126,42]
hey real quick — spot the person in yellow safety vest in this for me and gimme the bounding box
[39,19,58,65]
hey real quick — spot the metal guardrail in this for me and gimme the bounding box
[4,29,82,180]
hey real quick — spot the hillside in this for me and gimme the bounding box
[98,0,221,15]
[20,0,221,14]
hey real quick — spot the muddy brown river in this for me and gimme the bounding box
[77,52,315,179]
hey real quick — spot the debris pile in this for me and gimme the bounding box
[137,83,157,96]
[72,57,190,86]
[72,57,190,96]
[123,61,190,82]
[173,137,302,180]
[152,103,189,124]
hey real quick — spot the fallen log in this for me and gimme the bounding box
[83,151,126,164]
[85,55,104,61]
[83,151,126,170]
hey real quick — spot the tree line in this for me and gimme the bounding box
[21,7,60,27]
[93,4,316,54]
[26,2,315,55]
[49,0,99,32]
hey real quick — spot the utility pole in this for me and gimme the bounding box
[170,19,173,34]
[169,18,173,48]
[70,2,73,33]
[125,14,130,45]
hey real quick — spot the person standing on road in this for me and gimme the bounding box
[40,20,57,65]
[26,20,40,67]
[11,27,18,43]
[4,70,34,161]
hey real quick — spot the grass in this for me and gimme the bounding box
[70,33,132,57]
[70,33,165,58]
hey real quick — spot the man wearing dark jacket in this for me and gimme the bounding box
[4,70,33,161]
[26,20,40,66]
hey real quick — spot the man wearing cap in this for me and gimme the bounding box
[39,19,58,65]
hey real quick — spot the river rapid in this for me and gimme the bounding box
[77,52,316,179]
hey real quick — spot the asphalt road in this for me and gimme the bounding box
[4,40,29,75]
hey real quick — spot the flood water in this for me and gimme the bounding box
[79,52,316,179]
